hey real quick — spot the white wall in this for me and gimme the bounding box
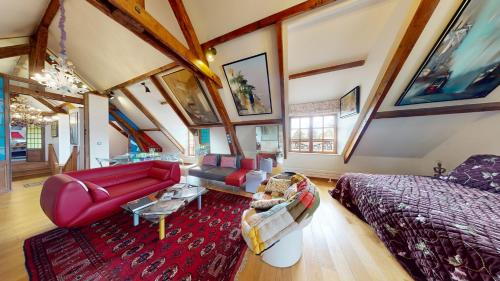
[210,127,230,154]
[108,124,128,158]
[44,113,70,164]
[87,94,109,168]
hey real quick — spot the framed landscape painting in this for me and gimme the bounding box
[396,0,500,106]
[223,53,273,116]
[162,69,219,125]
[339,86,360,118]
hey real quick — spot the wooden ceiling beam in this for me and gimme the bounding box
[109,121,129,138]
[374,102,500,119]
[9,85,84,104]
[343,0,440,164]
[276,21,287,159]
[87,0,222,88]
[150,75,191,128]
[201,0,337,49]
[119,87,185,153]
[0,44,30,59]
[106,62,178,92]
[188,124,224,129]
[109,108,147,151]
[169,0,242,156]
[33,97,67,114]
[289,59,366,80]
[232,119,282,127]
[139,128,161,132]
[30,0,60,75]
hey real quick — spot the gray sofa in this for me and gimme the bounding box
[188,154,255,187]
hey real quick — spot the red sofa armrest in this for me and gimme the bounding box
[240,158,255,170]
[152,161,181,183]
[40,174,94,227]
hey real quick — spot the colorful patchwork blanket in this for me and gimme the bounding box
[241,177,320,255]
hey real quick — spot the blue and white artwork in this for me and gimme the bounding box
[396,0,499,106]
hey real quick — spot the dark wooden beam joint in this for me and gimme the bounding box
[10,85,84,104]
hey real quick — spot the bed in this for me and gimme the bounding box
[330,155,500,281]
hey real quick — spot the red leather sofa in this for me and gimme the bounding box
[40,161,180,228]
[188,154,255,187]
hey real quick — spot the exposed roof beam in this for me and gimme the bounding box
[0,44,30,59]
[169,0,242,156]
[201,0,337,49]
[109,121,129,138]
[106,62,178,92]
[34,97,67,114]
[150,75,191,128]
[289,59,366,80]
[30,0,59,75]
[343,0,440,164]
[374,102,500,119]
[109,108,147,151]
[87,0,222,88]
[119,87,185,153]
[139,128,160,132]
[276,22,287,159]
[9,85,84,104]
[188,124,224,129]
[232,119,282,127]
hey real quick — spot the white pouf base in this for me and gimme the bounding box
[261,229,303,268]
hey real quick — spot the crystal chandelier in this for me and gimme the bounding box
[10,96,58,127]
[31,0,88,95]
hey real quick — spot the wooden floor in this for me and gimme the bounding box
[0,177,412,281]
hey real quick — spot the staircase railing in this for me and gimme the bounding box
[48,144,62,175]
[62,146,79,173]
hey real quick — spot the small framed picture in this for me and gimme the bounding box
[340,86,360,118]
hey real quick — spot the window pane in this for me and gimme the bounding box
[300,142,310,151]
[290,129,300,139]
[291,118,300,129]
[312,116,323,128]
[291,141,300,151]
[300,129,309,139]
[324,128,334,139]
[323,141,334,152]
[300,117,310,128]
[312,129,323,139]
[312,142,322,152]
[324,116,335,127]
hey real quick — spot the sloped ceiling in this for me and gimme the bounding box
[183,0,304,43]
[287,0,399,104]
[0,0,49,38]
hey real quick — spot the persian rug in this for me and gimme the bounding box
[24,190,251,281]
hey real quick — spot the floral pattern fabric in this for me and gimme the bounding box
[330,173,500,281]
[447,154,500,193]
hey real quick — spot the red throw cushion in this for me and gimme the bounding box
[220,156,236,168]
[148,167,171,181]
[84,181,110,202]
[202,154,218,166]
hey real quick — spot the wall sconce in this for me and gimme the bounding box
[205,47,217,62]
[141,82,151,94]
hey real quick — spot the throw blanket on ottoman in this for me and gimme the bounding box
[330,173,500,281]
[241,177,320,255]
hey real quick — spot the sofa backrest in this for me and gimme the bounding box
[202,154,243,169]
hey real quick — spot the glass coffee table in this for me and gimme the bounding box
[122,184,207,240]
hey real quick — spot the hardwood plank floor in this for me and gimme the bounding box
[0,177,413,281]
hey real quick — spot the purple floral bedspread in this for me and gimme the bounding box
[330,173,500,281]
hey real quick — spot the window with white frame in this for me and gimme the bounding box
[290,115,336,154]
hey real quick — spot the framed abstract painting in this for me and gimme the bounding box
[396,0,500,106]
[162,69,219,125]
[339,86,360,118]
[223,53,273,116]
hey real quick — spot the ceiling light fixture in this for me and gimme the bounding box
[31,0,88,95]
[205,47,217,62]
[141,82,151,94]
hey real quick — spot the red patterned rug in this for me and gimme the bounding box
[24,190,251,281]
